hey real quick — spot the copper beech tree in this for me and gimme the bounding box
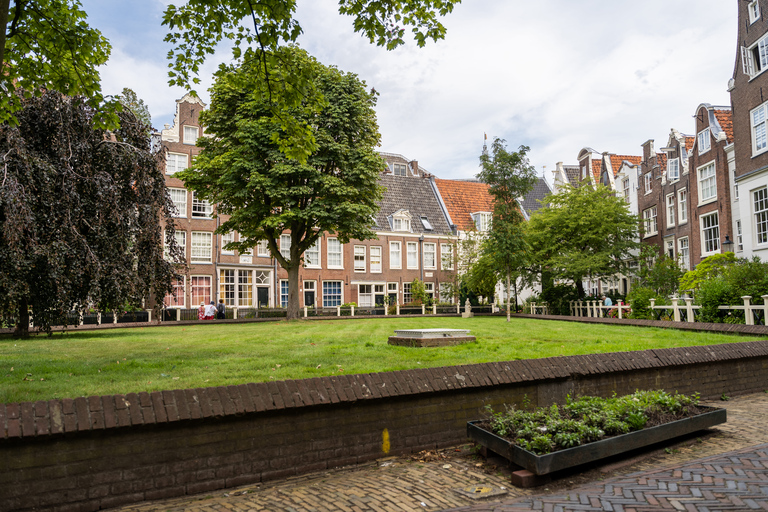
[0,91,183,336]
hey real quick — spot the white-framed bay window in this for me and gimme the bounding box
[168,188,187,217]
[755,187,768,245]
[423,242,436,269]
[166,152,188,175]
[191,231,212,263]
[327,237,342,268]
[701,211,720,256]
[406,241,419,269]
[370,246,382,273]
[698,162,717,203]
[389,241,401,269]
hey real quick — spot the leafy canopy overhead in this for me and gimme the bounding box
[176,45,384,319]
[1,0,117,127]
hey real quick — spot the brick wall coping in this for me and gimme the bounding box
[515,314,768,336]
[2,340,768,442]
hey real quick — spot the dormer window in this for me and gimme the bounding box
[667,158,680,181]
[390,210,412,232]
[473,212,492,232]
[750,0,761,24]
[420,216,433,231]
[697,128,711,154]
[392,163,408,176]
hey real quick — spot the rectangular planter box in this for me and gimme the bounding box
[467,406,726,475]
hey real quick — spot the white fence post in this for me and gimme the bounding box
[742,296,754,325]
[685,298,694,323]
[421,304,425,315]
[432,304,437,315]
[146,309,152,323]
[351,305,355,317]
[618,301,623,319]
[763,295,768,327]
[233,307,238,320]
[671,296,680,322]
[336,306,341,317]
[304,306,307,318]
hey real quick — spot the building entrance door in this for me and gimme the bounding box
[256,287,269,308]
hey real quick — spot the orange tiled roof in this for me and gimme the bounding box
[656,153,667,169]
[609,155,642,176]
[714,109,733,142]
[433,178,493,232]
[591,158,603,183]
[684,137,695,152]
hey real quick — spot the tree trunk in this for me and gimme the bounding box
[513,279,518,312]
[0,0,11,69]
[576,280,585,298]
[286,264,301,320]
[15,297,29,338]
[505,274,511,322]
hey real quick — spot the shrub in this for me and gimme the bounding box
[626,287,657,319]
[541,284,579,316]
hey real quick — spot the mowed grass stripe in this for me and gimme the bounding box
[0,316,761,403]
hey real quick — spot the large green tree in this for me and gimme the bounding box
[117,88,152,131]
[527,184,640,298]
[0,90,183,337]
[176,46,384,320]
[1,0,117,127]
[477,139,537,321]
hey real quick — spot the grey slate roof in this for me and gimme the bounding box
[375,174,453,236]
[520,178,552,217]
[564,165,580,187]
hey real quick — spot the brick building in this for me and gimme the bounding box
[729,0,768,261]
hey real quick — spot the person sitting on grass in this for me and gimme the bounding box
[198,302,206,320]
[204,301,217,320]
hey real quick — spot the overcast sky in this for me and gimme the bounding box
[81,0,737,182]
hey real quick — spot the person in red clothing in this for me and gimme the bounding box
[198,302,206,320]
[204,301,216,320]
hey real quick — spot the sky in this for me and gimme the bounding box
[81,0,738,183]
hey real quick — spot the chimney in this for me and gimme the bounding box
[410,160,419,176]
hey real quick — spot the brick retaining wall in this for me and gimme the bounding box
[2,341,768,511]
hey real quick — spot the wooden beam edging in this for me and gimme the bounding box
[3,340,768,441]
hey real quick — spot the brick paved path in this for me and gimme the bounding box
[115,393,768,512]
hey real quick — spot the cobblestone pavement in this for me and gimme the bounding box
[116,392,768,512]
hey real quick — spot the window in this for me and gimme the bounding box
[164,231,186,260]
[678,189,688,223]
[666,194,675,227]
[623,178,631,204]
[666,158,679,181]
[164,279,185,307]
[354,245,366,272]
[191,192,212,218]
[322,281,342,307]
[643,207,658,236]
[166,153,188,174]
[256,240,269,257]
[441,243,454,270]
[389,241,402,269]
[190,276,211,306]
[644,173,652,194]
[424,282,434,301]
[678,237,690,271]
[406,241,418,269]
[403,282,412,303]
[474,212,492,232]
[392,212,411,232]
[666,239,675,259]
[735,184,740,201]
[183,126,199,145]
[358,284,373,307]
[305,239,320,268]
[280,280,289,308]
[697,128,711,154]
[169,188,187,217]
[750,0,761,23]
[370,246,382,273]
[327,237,342,268]
[280,234,291,260]
[737,220,744,251]
[220,269,255,307]
[420,216,433,231]
[741,34,768,78]
[221,232,235,255]
[439,283,454,303]
[698,162,717,203]
[191,232,212,263]
[393,163,407,176]
[423,243,436,269]
[701,212,720,255]
[755,187,768,245]
[752,102,768,154]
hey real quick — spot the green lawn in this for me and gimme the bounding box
[0,317,763,404]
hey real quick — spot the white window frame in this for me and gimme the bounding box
[392,163,408,176]
[166,152,188,175]
[665,239,675,259]
[164,230,186,261]
[644,173,652,194]
[697,128,711,155]
[697,162,717,204]
[370,246,382,273]
[164,278,186,308]
[678,189,688,224]
[439,283,454,303]
[423,242,436,269]
[221,231,235,255]
[473,212,492,232]
[327,237,343,269]
[755,187,768,246]
[256,240,270,257]
[666,193,675,228]
[742,34,768,79]
[424,282,434,300]
[322,281,343,308]
[190,231,213,263]
[737,219,744,251]
[678,237,690,271]
[280,280,289,308]
[750,0,761,24]
[354,245,366,272]
[168,188,187,218]
[358,284,374,307]
[280,234,291,261]
[406,241,419,269]
[622,178,631,204]
[305,238,321,269]
[441,243,454,270]
[190,275,212,306]
[191,192,213,218]
[667,158,680,181]
[183,125,199,145]
[701,211,720,256]
[751,101,768,155]
[389,241,402,269]
[392,212,412,232]
[643,206,658,237]
[403,282,413,303]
